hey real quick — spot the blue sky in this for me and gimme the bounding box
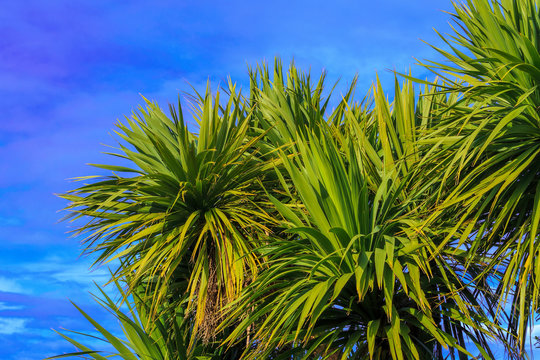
[2,0,538,359]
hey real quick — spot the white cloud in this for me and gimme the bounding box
[18,256,114,289]
[0,317,28,335]
[0,257,115,297]
[0,276,26,294]
[51,263,110,285]
[0,302,24,311]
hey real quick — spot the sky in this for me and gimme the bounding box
[1,0,538,359]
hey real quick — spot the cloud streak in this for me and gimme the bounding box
[0,317,29,335]
[0,277,27,294]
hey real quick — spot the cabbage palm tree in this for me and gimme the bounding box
[414,0,540,353]
[220,69,499,359]
[60,82,276,342]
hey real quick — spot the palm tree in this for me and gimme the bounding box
[220,68,498,359]
[59,81,276,346]
[414,0,540,354]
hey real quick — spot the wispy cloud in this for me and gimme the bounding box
[18,255,111,283]
[50,263,111,285]
[0,254,116,301]
[0,302,24,311]
[0,277,26,294]
[0,317,29,335]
